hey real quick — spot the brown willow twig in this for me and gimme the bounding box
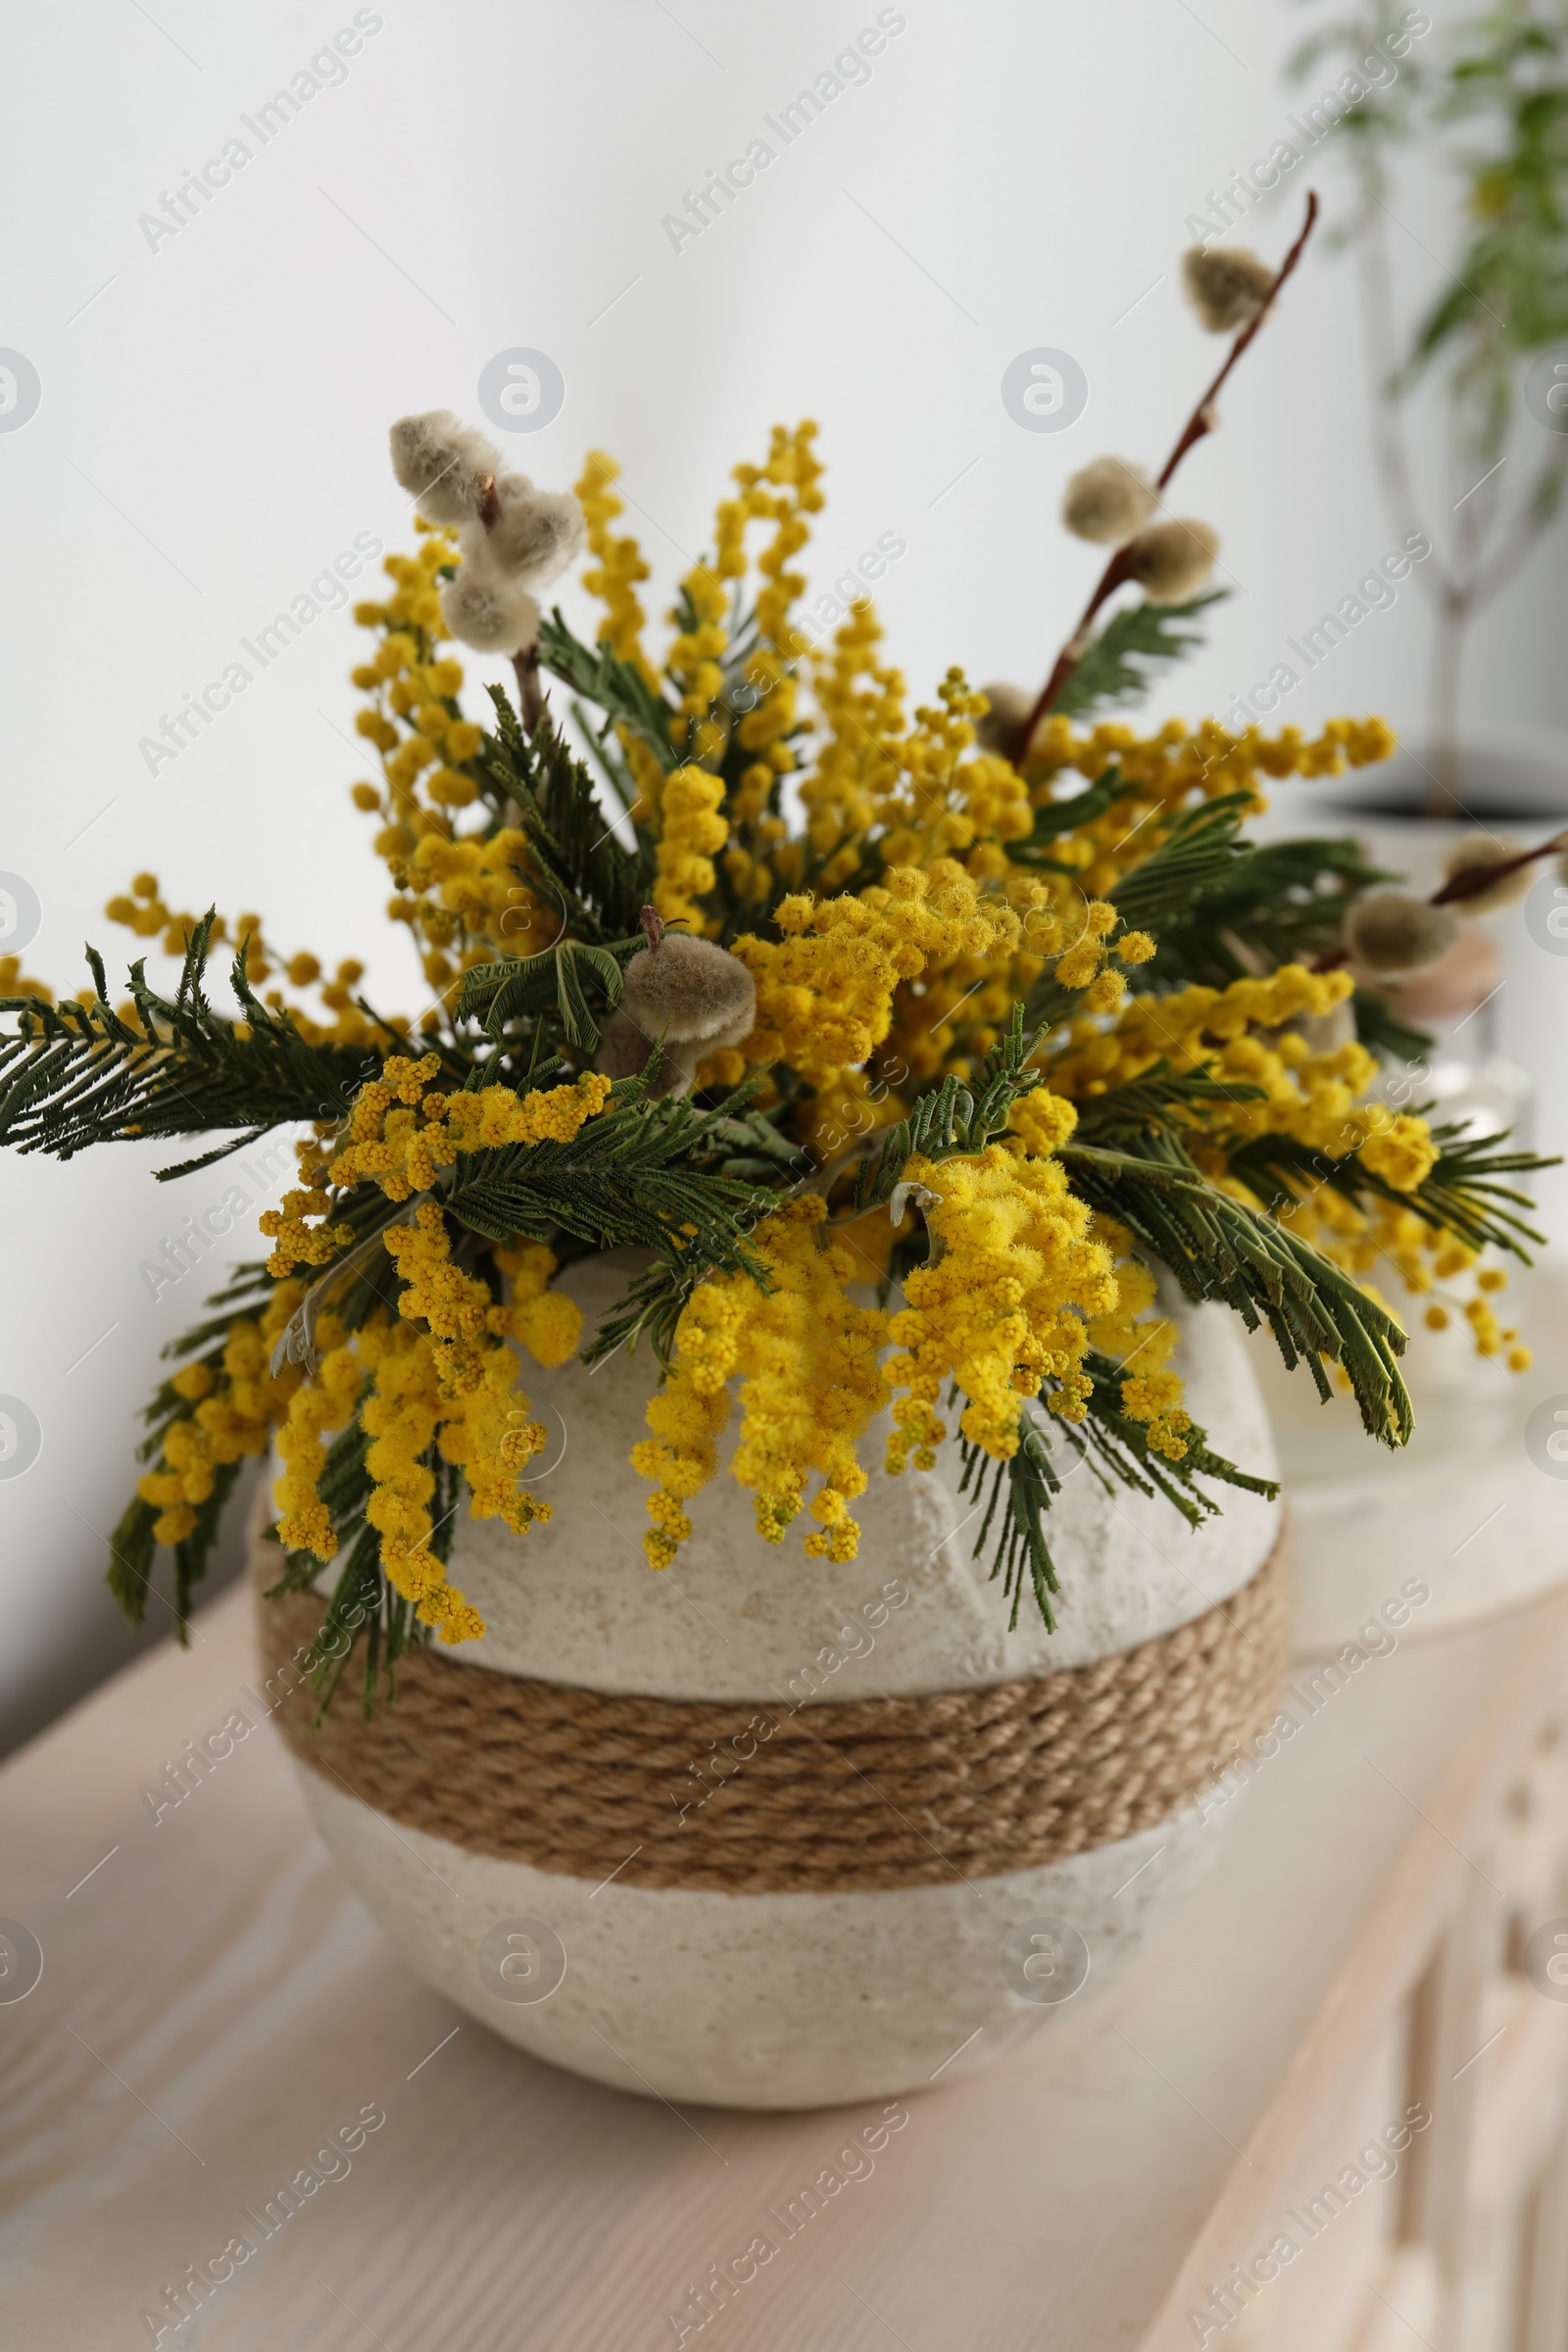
[1430,831,1567,907]
[512,644,546,733]
[1007,191,1321,763]
[1311,830,1567,972]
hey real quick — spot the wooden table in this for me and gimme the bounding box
[5,1572,1568,2352]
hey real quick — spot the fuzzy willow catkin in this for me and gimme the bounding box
[439,562,542,655]
[468,478,587,589]
[1125,519,1219,605]
[1061,457,1158,546]
[1344,892,1459,976]
[1182,247,1276,333]
[389,410,501,525]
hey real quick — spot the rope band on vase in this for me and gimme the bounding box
[257,1521,1292,1895]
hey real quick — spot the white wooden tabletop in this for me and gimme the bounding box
[2,1572,1564,2352]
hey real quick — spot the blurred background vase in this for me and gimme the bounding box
[1256,721,1568,1645]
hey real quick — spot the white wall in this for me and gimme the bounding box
[2,0,1564,1752]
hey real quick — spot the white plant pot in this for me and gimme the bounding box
[1266,1256,1568,1659]
[1255,726,1568,1650]
[1259,718,1568,1236]
[261,1252,1285,2110]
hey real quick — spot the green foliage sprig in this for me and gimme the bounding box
[0,924,399,1179]
[1051,591,1230,719]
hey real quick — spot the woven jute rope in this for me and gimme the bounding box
[259,1524,1290,1895]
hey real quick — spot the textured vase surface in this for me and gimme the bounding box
[282,1251,1282,2108]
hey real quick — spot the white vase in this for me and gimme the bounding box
[1251,725,1568,1649]
[270,1251,1284,2109]
[1258,718,1568,1242]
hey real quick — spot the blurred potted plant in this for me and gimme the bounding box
[1295,0,1568,813]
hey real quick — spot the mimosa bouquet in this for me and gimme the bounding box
[1,200,1553,1712]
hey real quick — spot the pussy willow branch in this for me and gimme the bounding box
[470,467,547,733]
[1429,831,1568,907]
[513,645,546,733]
[1008,191,1321,763]
[1311,828,1567,972]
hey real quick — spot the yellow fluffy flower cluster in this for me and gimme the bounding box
[494,1238,586,1369]
[1040,962,1522,1361]
[880,672,1024,870]
[798,599,906,866]
[796,649,1031,884]
[783,609,1395,914]
[881,1147,1121,1470]
[631,1108,1198,1563]
[1357,1112,1441,1193]
[273,1206,577,1643]
[1050,962,1356,1097]
[667,561,729,751]
[362,1334,496,1641]
[273,1322,365,1560]
[632,1195,887,1569]
[1046,964,1440,1191]
[392,828,555,997]
[1084,1247,1192,1461]
[105,871,270,965]
[81,403,1544,1683]
[1024,712,1396,901]
[0,954,50,1005]
[733,858,1031,1087]
[575,449,655,677]
[1007,1084,1080,1157]
[624,593,1364,1114]
[259,1187,349,1280]
[326,1054,613,1201]
[1428,1257,1529,1367]
[137,1286,305,1545]
[585,425,823,923]
[740,421,824,654]
[352,538,480,844]
[653,764,730,929]
[340,526,580,1025]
